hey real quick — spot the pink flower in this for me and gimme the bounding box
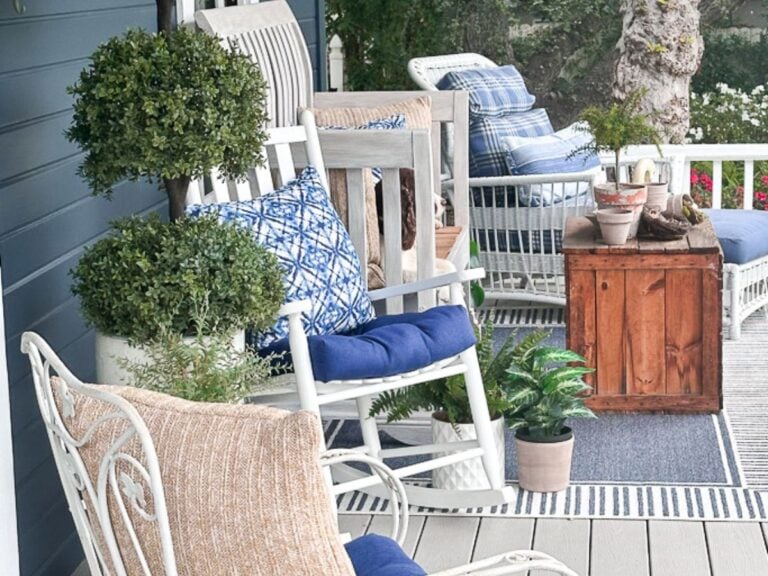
[700,173,713,192]
[757,192,767,203]
[761,175,768,187]
[690,169,700,185]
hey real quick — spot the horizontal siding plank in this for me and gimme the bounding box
[15,458,64,538]
[0,112,77,183]
[0,0,151,19]
[0,156,88,237]
[0,181,164,285]
[19,499,77,576]
[0,59,85,129]
[0,5,155,75]
[31,533,84,576]
[13,419,54,492]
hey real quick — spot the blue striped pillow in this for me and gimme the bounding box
[436,65,535,116]
[468,109,554,177]
[503,122,600,175]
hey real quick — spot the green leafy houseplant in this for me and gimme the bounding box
[504,331,596,438]
[66,28,269,221]
[370,322,515,425]
[122,306,278,403]
[71,214,284,342]
[574,89,662,185]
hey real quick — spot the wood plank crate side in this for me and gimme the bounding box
[665,269,703,396]
[566,267,597,389]
[625,269,667,396]
[595,269,626,396]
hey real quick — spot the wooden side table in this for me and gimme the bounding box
[564,217,723,412]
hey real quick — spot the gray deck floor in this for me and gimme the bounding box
[339,515,768,575]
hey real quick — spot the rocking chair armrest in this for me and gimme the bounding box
[277,299,313,318]
[367,268,485,302]
[428,549,579,576]
[319,449,409,546]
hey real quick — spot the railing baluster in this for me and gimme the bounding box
[712,160,723,209]
[683,160,692,196]
[744,160,754,210]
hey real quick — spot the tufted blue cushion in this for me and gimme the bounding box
[345,534,426,576]
[436,65,535,116]
[706,209,768,264]
[186,166,374,348]
[468,109,554,177]
[261,305,476,382]
[318,114,406,183]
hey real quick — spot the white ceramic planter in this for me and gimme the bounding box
[645,182,669,211]
[431,413,505,491]
[593,182,647,239]
[95,330,246,385]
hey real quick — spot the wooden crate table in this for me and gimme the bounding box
[563,217,722,412]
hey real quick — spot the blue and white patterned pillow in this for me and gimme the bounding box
[468,109,554,177]
[503,122,600,175]
[186,166,375,348]
[318,114,406,183]
[436,65,536,116]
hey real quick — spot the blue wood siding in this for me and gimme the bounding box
[0,2,164,575]
[1,1,326,574]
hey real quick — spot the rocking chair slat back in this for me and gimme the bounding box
[195,2,313,128]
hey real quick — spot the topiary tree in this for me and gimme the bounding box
[66,28,269,221]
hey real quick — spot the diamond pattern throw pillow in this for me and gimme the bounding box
[186,166,375,348]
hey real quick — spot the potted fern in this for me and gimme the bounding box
[574,89,662,238]
[504,331,596,492]
[370,323,513,490]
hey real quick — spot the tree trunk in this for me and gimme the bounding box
[156,0,174,33]
[613,0,704,144]
[164,176,191,221]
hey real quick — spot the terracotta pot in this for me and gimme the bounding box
[515,427,574,493]
[95,330,246,385]
[596,208,634,245]
[431,412,505,490]
[646,182,669,211]
[593,182,647,239]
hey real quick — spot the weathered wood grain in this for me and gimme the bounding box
[566,268,597,389]
[596,269,626,395]
[625,270,666,395]
[665,269,703,396]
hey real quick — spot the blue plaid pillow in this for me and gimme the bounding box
[186,166,375,348]
[318,114,406,183]
[436,65,535,116]
[503,122,600,175]
[468,109,554,177]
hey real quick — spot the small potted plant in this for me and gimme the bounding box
[370,322,514,490]
[504,331,596,493]
[71,215,284,384]
[573,89,663,238]
[66,28,269,221]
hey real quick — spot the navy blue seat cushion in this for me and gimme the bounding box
[705,209,768,264]
[345,534,426,576]
[261,305,476,382]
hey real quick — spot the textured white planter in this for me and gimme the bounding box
[596,207,634,246]
[645,182,669,211]
[515,428,574,493]
[95,330,246,386]
[431,413,505,491]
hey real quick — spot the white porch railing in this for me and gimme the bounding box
[176,0,261,26]
[619,143,768,210]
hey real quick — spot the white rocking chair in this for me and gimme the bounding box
[185,112,513,508]
[22,331,577,576]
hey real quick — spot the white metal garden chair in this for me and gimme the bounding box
[185,111,513,509]
[22,331,578,576]
[408,53,598,305]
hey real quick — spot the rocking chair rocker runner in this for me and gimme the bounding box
[22,332,578,575]
[185,112,512,508]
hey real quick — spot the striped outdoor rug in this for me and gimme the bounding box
[332,309,768,521]
[476,306,565,327]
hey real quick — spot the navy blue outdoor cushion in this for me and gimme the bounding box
[260,305,476,382]
[705,209,768,264]
[346,534,426,576]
